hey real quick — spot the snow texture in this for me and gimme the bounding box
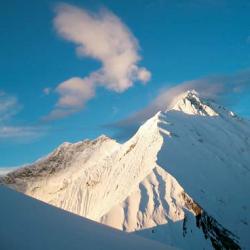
[0,186,173,250]
[1,91,249,249]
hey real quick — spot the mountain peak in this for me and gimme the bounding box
[168,90,219,116]
[1,89,249,249]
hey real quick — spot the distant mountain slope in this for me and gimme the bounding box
[1,91,249,249]
[0,186,172,250]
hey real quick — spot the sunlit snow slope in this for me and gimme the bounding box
[1,91,249,249]
[0,186,171,250]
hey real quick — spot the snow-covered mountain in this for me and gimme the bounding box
[1,91,249,249]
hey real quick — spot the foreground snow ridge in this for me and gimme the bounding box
[1,91,249,249]
[0,186,171,250]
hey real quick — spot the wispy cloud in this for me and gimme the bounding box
[0,91,46,142]
[43,87,51,95]
[0,126,44,141]
[45,3,151,120]
[0,91,20,122]
[108,69,250,140]
[0,166,20,176]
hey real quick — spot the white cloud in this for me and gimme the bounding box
[44,76,95,120]
[137,67,152,83]
[46,3,151,120]
[56,77,95,108]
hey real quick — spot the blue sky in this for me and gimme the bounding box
[0,0,250,167]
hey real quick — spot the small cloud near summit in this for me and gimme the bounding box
[43,88,51,95]
[108,69,250,140]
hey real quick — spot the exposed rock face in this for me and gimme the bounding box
[1,91,249,249]
[182,192,240,250]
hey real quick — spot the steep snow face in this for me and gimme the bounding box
[100,165,213,249]
[156,109,250,249]
[100,94,249,249]
[0,186,171,250]
[1,91,249,249]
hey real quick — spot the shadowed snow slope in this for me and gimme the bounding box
[0,186,172,250]
[1,91,249,249]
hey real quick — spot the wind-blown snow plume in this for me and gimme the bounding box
[109,69,250,139]
[46,4,151,120]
